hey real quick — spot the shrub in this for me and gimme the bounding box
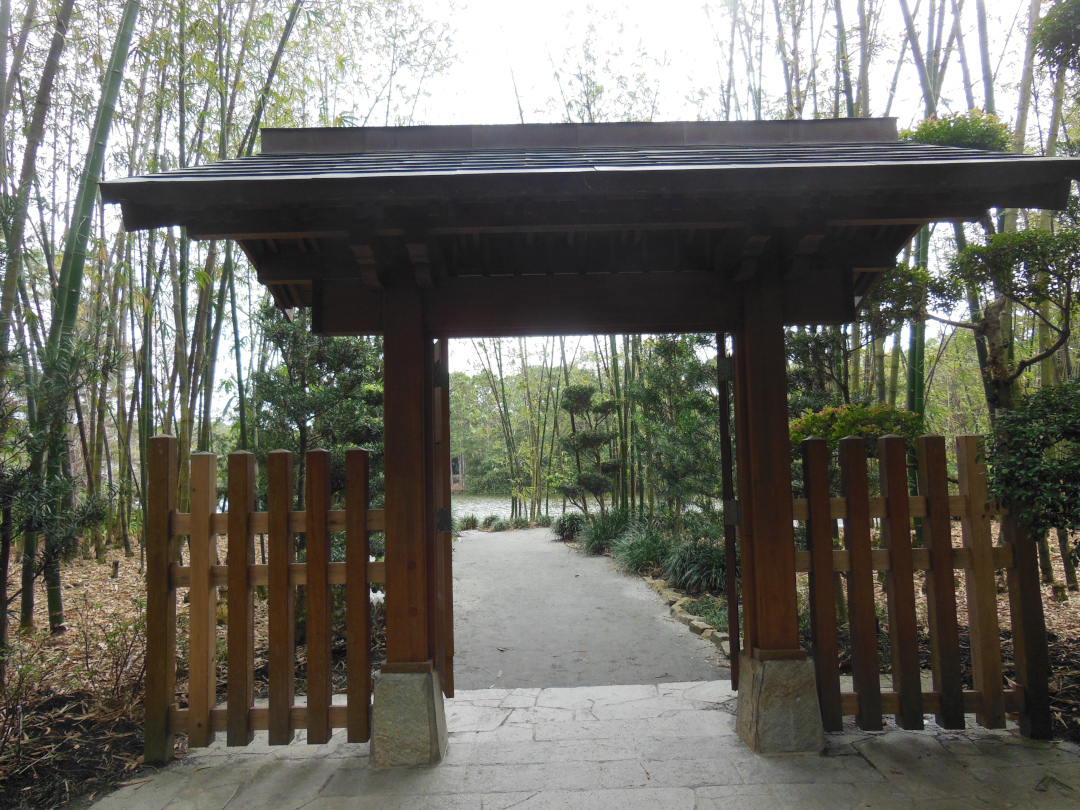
[684,594,728,633]
[662,539,727,593]
[457,514,479,531]
[489,518,509,532]
[509,516,529,530]
[611,519,671,574]
[481,514,499,529]
[535,513,553,528]
[789,402,924,456]
[552,512,587,542]
[581,509,631,556]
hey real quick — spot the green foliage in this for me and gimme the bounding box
[535,513,554,528]
[552,512,587,542]
[489,518,510,532]
[662,539,727,593]
[789,402,925,455]
[989,379,1080,538]
[900,110,1011,152]
[683,594,728,632]
[456,514,479,531]
[1034,0,1080,72]
[611,520,671,574]
[481,514,499,529]
[509,516,530,530]
[581,509,631,555]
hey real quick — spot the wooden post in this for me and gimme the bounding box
[718,335,740,689]
[346,448,371,743]
[735,261,799,657]
[878,435,923,730]
[732,333,757,654]
[188,452,218,748]
[383,281,431,665]
[145,435,178,764]
[802,437,842,731]
[267,450,295,745]
[433,337,455,696]
[305,449,333,744]
[1003,512,1053,738]
[955,435,1006,729]
[227,451,256,746]
[839,437,883,731]
[917,435,965,729]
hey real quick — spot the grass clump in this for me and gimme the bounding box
[456,514,479,531]
[552,512,587,542]
[481,514,499,529]
[581,509,631,556]
[684,594,728,633]
[611,519,670,575]
[662,538,726,593]
[489,518,509,532]
[535,513,553,527]
[509,516,530,530]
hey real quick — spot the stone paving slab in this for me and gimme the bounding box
[86,680,1080,810]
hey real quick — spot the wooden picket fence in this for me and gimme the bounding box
[144,436,383,763]
[793,433,1050,737]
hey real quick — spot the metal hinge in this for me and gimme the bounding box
[436,507,452,533]
[716,356,735,383]
[724,499,741,527]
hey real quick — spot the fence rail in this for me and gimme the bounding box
[145,436,378,763]
[795,433,1050,737]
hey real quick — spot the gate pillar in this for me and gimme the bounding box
[372,278,447,766]
[733,261,824,754]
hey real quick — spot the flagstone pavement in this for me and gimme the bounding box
[86,679,1080,809]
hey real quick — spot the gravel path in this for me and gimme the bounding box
[451,528,728,689]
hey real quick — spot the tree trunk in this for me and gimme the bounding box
[1058,528,1078,592]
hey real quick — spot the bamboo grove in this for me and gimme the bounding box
[2,0,1080,665]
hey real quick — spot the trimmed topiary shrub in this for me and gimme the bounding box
[552,512,587,542]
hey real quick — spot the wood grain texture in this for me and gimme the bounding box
[839,437,882,731]
[917,435,965,729]
[145,435,179,764]
[346,449,371,743]
[187,452,218,748]
[732,332,757,654]
[435,337,455,696]
[267,450,295,746]
[955,436,1006,729]
[878,435,923,729]
[226,452,256,746]
[802,437,842,731]
[305,450,333,744]
[383,282,430,663]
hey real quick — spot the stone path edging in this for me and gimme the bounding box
[644,577,731,657]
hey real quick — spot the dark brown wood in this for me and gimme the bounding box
[717,336,740,689]
[878,435,924,730]
[955,435,1006,729]
[839,437,883,731]
[917,435,966,729]
[187,452,218,748]
[345,449,371,743]
[738,262,801,656]
[1002,513,1053,738]
[227,451,256,746]
[305,449,333,744]
[383,280,431,664]
[732,332,757,654]
[434,337,455,696]
[802,437,842,731]
[267,450,296,745]
[145,435,178,765]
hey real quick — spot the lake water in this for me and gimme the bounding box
[451,493,582,522]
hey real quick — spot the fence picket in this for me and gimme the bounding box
[956,436,1005,729]
[917,435,965,729]
[188,452,218,748]
[346,449,372,743]
[802,437,842,731]
[878,435,924,729]
[839,437,883,731]
[267,451,296,745]
[227,452,256,746]
[305,450,333,744]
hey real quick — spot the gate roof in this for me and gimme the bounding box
[101,118,1080,337]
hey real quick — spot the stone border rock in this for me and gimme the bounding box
[644,577,731,658]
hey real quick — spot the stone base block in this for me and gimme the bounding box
[372,669,447,767]
[736,652,824,754]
